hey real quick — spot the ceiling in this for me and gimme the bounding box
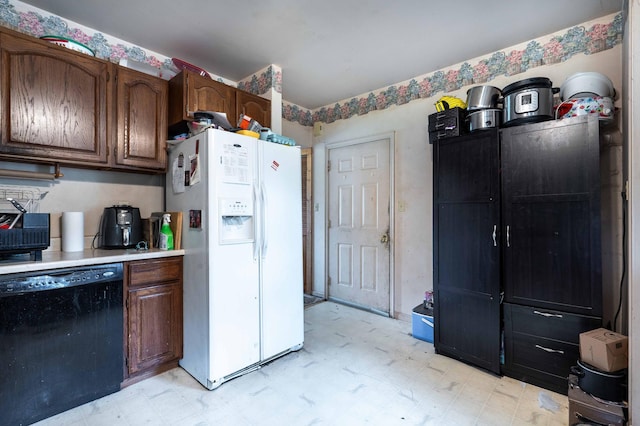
[19,0,623,110]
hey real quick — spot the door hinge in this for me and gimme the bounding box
[327,161,331,172]
[328,219,331,228]
[327,276,331,286]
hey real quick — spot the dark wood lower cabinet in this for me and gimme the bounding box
[123,256,183,386]
[502,303,601,394]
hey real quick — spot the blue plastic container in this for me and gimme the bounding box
[412,304,434,343]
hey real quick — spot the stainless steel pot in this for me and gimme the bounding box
[467,108,501,132]
[502,77,558,127]
[571,360,627,402]
[466,85,502,111]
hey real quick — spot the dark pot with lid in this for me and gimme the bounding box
[502,77,559,127]
[571,359,627,402]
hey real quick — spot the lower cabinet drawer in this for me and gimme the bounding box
[503,303,602,395]
[507,332,579,378]
[127,256,183,287]
[505,303,601,343]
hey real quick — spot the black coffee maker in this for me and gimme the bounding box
[100,205,142,249]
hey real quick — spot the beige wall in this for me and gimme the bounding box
[311,47,623,322]
[0,162,164,251]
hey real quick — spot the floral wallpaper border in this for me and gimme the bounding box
[0,1,624,128]
[284,13,624,127]
[0,0,280,95]
[237,65,282,96]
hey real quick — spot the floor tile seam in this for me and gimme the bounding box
[454,380,491,425]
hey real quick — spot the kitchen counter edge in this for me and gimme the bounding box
[0,249,185,275]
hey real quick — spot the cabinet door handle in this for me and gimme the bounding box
[535,344,564,355]
[533,310,563,318]
[492,225,497,247]
[506,225,510,247]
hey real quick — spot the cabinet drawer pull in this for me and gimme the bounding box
[492,225,497,247]
[533,310,563,318]
[535,344,564,354]
[506,225,510,247]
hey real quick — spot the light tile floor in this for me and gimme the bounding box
[35,302,569,426]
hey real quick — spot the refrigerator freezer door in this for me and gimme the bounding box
[167,129,261,389]
[207,130,260,384]
[258,141,304,361]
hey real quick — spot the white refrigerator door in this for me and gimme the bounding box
[167,134,211,388]
[258,141,304,361]
[207,130,261,384]
[167,129,261,389]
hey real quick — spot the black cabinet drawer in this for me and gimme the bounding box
[504,303,601,344]
[507,332,579,378]
[503,331,577,394]
[503,303,602,394]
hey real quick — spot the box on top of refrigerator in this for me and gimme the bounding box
[579,328,628,372]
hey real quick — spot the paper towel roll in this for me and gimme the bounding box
[62,211,84,252]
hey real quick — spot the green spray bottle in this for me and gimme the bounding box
[159,213,174,250]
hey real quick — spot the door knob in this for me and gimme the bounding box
[380,233,389,244]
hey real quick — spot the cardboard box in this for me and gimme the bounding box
[579,328,628,372]
[412,304,434,343]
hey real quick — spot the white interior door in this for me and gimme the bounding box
[327,136,392,315]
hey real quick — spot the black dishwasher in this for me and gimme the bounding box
[0,263,124,426]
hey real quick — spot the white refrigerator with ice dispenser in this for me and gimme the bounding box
[165,128,303,390]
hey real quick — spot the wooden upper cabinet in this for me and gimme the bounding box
[236,90,271,129]
[168,70,236,127]
[114,67,168,172]
[0,31,109,165]
[168,69,271,132]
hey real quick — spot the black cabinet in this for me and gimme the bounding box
[500,115,602,393]
[433,129,501,375]
[432,115,602,393]
[501,117,602,316]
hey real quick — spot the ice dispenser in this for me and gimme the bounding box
[219,198,254,244]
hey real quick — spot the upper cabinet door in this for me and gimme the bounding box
[115,67,168,172]
[188,73,236,121]
[236,90,271,129]
[501,116,602,316]
[0,32,109,165]
[168,70,236,127]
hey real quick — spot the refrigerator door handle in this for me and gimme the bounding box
[253,183,260,260]
[261,181,269,257]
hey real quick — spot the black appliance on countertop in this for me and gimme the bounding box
[99,204,142,249]
[0,213,50,260]
[0,263,123,426]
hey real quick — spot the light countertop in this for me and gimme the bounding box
[0,248,185,275]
